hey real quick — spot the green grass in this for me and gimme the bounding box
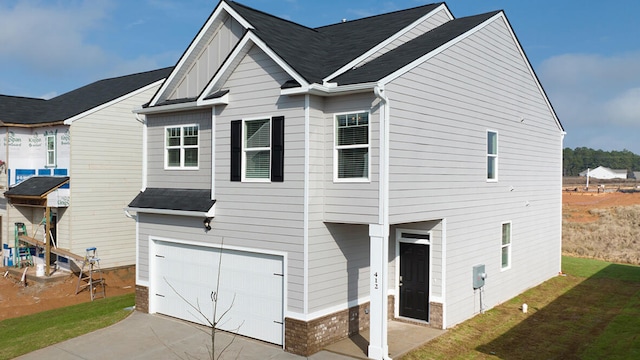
[403,256,640,359]
[0,293,134,360]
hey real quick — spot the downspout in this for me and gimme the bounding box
[370,84,391,360]
[135,113,147,191]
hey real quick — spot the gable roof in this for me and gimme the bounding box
[0,67,172,126]
[333,11,500,85]
[226,1,444,84]
[4,176,69,198]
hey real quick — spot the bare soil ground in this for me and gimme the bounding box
[0,266,135,321]
[563,191,640,222]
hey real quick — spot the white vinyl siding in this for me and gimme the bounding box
[386,16,562,327]
[66,83,162,268]
[147,109,212,189]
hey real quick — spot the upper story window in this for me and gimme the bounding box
[501,221,511,270]
[487,130,498,181]
[244,118,271,180]
[46,134,56,167]
[230,116,284,182]
[335,111,369,181]
[165,125,199,169]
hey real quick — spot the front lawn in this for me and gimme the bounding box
[403,256,640,359]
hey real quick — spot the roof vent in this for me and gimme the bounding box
[341,18,347,23]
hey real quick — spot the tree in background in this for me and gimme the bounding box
[563,147,640,176]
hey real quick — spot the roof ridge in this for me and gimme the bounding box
[229,1,318,34]
[314,2,444,30]
[0,94,46,101]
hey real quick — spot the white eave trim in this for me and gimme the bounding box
[125,204,215,218]
[148,1,253,107]
[64,79,165,125]
[199,31,309,102]
[323,3,453,83]
[281,82,378,97]
[197,91,229,106]
[133,101,200,115]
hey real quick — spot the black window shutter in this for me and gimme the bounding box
[271,116,285,182]
[230,120,241,182]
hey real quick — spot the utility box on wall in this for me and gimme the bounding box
[473,264,486,289]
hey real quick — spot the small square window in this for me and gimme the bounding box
[165,125,199,169]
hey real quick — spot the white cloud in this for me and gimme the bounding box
[0,0,114,73]
[539,52,640,152]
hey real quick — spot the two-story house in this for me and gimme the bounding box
[127,1,564,358]
[1,67,171,273]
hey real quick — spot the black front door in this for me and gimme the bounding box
[399,242,429,321]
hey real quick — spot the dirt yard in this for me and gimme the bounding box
[0,266,135,321]
[562,191,640,222]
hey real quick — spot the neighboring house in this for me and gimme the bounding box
[578,166,628,180]
[126,1,563,358]
[0,67,172,272]
[633,171,640,180]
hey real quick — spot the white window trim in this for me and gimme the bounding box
[501,221,512,271]
[333,110,371,183]
[242,116,272,183]
[45,134,56,167]
[487,130,498,182]
[164,124,200,170]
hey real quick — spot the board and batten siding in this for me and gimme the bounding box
[167,14,244,101]
[386,16,562,327]
[356,7,452,68]
[66,85,163,268]
[146,109,212,189]
[322,93,380,224]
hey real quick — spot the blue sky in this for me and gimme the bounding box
[1,0,639,153]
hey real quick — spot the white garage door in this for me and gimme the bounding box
[151,240,284,345]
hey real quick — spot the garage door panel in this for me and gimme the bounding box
[152,241,284,345]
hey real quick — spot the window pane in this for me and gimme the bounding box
[245,119,270,148]
[338,147,368,178]
[166,128,181,147]
[501,246,509,268]
[183,126,198,146]
[246,150,270,178]
[502,223,511,245]
[487,131,497,155]
[487,157,496,179]
[47,137,55,150]
[338,125,368,146]
[167,149,180,167]
[184,148,198,167]
[47,152,55,165]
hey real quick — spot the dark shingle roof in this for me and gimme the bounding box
[333,11,500,85]
[227,1,443,84]
[0,67,173,125]
[129,188,215,212]
[4,176,69,197]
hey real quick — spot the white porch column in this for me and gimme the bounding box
[369,223,390,359]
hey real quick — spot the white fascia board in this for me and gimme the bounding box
[281,82,377,97]
[197,91,229,107]
[64,79,165,125]
[149,1,253,107]
[132,101,200,115]
[199,31,309,102]
[323,3,453,84]
[125,203,215,218]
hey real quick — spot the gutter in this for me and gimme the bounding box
[281,82,378,97]
[133,101,200,115]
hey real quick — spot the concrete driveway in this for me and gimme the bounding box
[16,310,443,359]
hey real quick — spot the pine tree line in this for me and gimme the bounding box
[563,147,640,176]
